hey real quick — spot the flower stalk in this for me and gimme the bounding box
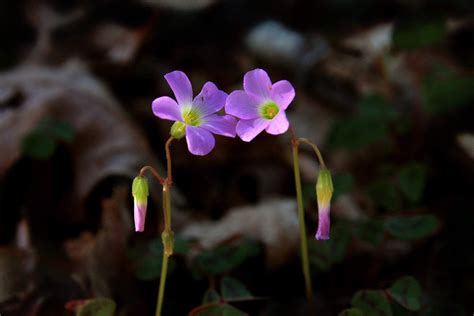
[136,137,175,316]
[291,138,313,302]
[291,130,332,307]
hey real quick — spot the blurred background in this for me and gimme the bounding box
[0,0,473,315]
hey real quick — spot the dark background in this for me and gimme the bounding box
[0,0,473,315]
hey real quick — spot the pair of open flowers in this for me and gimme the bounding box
[152,68,295,155]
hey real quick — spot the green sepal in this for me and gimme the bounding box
[170,121,186,139]
[132,176,149,202]
[316,168,334,203]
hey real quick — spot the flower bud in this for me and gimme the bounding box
[132,176,149,232]
[170,121,186,139]
[315,168,333,240]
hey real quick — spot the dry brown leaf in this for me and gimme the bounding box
[92,23,148,64]
[342,23,394,62]
[457,133,474,160]
[0,62,158,200]
[24,2,149,65]
[287,94,334,147]
[332,194,364,221]
[0,218,35,303]
[181,198,299,268]
[64,186,133,298]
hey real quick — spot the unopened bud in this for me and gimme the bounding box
[315,168,333,240]
[132,176,149,232]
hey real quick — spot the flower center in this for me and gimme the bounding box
[182,107,202,126]
[260,101,279,120]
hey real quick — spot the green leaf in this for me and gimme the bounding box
[368,180,402,212]
[202,288,221,304]
[352,290,392,316]
[221,277,252,300]
[421,67,474,113]
[20,118,75,160]
[134,254,163,280]
[384,215,439,240]
[193,240,261,276]
[419,302,465,316]
[329,94,397,149]
[37,118,75,142]
[391,302,417,316]
[76,298,116,316]
[21,132,56,159]
[332,173,354,200]
[393,17,446,50]
[338,308,365,316]
[128,236,182,280]
[398,163,427,203]
[199,304,247,316]
[388,276,422,311]
[358,94,398,121]
[173,235,191,255]
[356,219,385,246]
[309,223,351,271]
[308,239,331,271]
[329,117,388,149]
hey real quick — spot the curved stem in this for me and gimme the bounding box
[140,165,165,184]
[292,142,313,302]
[298,138,326,169]
[155,253,169,316]
[165,137,174,183]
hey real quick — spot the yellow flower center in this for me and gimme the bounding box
[260,101,280,120]
[182,107,202,126]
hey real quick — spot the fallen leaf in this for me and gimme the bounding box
[342,23,394,62]
[0,218,35,303]
[92,23,149,64]
[64,187,135,298]
[181,198,299,268]
[457,133,474,160]
[0,62,159,205]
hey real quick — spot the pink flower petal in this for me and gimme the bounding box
[271,80,295,110]
[265,111,289,135]
[152,96,183,121]
[236,118,270,142]
[201,114,237,137]
[185,125,215,155]
[164,70,193,107]
[243,69,272,100]
[315,204,331,240]
[225,90,260,120]
[134,201,147,232]
[193,82,228,117]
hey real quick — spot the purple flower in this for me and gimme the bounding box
[152,71,237,155]
[225,68,295,142]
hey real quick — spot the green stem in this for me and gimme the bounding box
[298,138,326,169]
[156,252,169,316]
[155,137,175,316]
[162,182,172,231]
[292,141,313,302]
